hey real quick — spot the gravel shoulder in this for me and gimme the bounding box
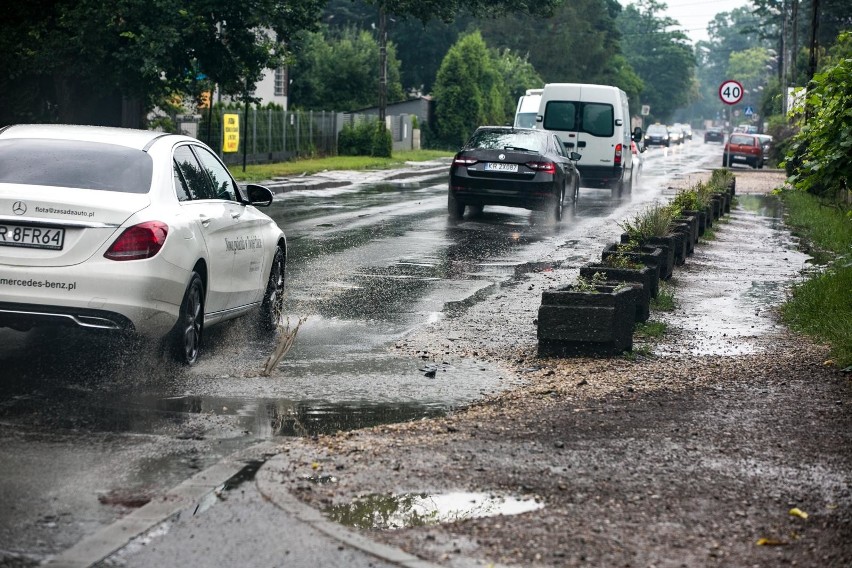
[258,169,852,567]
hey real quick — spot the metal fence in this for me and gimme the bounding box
[175,108,417,166]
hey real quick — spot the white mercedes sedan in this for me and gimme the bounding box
[0,124,286,365]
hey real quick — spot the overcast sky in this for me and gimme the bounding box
[620,0,756,44]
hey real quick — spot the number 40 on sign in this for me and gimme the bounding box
[719,80,744,105]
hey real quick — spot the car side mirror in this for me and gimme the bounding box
[245,184,274,207]
[569,152,582,161]
[632,127,643,142]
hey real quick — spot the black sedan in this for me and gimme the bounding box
[704,127,725,143]
[448,127,581,222]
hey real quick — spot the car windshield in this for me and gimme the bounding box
[465,130,546,153]
[0,139,153,193]
[647,125,667,135]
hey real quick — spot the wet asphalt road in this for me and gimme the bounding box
[0,140,722,564]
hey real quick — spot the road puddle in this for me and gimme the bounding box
[323,491,544,530]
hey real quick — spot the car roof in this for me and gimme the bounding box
[476,126,542,132]
[0,124,180,151]
[730,133,758,140]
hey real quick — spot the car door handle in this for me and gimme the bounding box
[577,141,587,148]
[198,214,211,227]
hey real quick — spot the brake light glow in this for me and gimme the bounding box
[104,221,169,261]
[614,143,623,166]
[453,155,477,166]
[526,161,556,174]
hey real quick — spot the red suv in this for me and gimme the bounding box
[723,134,764,169]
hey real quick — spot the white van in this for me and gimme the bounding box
[513,88,542,129]
[536,83,642,195]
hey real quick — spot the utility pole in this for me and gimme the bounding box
[378,3,387,124]
[805,0,820,121]
[781,0,788,115]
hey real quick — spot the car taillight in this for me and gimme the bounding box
[526,161,556,174]
[104,221,169,261]
[614,143,623,166]
[453,155,477,166]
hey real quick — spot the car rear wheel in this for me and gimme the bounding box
[258,247,285,333]
[448,191,465,220]
[172,273,204,365]
[549,185,564,222]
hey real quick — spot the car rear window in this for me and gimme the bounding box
[542,101,614,137]
[729,135,754,146]
[0,139,153,193]
[465,130,546,153]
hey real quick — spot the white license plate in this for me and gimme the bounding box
[484,162,519,173]
[0,223,65,250]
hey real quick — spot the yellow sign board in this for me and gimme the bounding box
[223,113,239,153]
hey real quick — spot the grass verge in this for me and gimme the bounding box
[779,189,852,368]
[229,149,453,182]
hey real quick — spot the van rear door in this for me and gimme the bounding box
[541,98,615,166]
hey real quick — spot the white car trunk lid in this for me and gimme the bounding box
[0,184,150,267]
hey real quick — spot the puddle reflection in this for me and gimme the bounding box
[324,491,544,530]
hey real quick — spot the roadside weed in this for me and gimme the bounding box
[651,284,676,311]
[634,320,668,338]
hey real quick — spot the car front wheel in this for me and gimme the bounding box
[172,272,204,365]
[570,178,580,204]
[258,247,285,333]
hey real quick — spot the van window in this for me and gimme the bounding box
[514,113,537,128]
[582,103,614,137]
[543,101,614,137]
[543,101,577,131]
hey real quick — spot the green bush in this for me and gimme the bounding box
[371,122,392,158]
[338,119,391,157]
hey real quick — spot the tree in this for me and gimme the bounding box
[363,0,564,23]
[786,31,852,199]
[433,32,504,148]
[617,0,696,123]
[689,7,770,123]
[0,0,323,127]
[727,47,774,114]
[493,49,544,120]
[289,27,404,111]
[480,0,624,87]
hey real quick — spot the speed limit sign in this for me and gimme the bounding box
[719,80,744,105]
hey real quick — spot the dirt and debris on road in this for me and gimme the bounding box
[259,169,852,567]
